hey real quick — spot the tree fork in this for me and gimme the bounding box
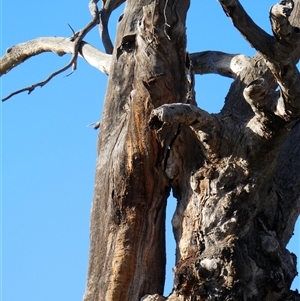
[148,1,300,300]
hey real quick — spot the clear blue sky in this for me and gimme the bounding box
[1,1,299,300]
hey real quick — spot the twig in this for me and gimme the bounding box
[87,121,101,129]
[68,23,76,36]
[3,64,74,101]
[2,0,100,102]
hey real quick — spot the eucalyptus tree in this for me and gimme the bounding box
[2,0,300,300]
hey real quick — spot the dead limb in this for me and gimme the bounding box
[2,0,101,102]
[189,51,250,78]
[2,43,248,80]
[1,38,111,77]
[2,40,250,101]
[218,0,274,57]
[218,0,300,120]
[100,0,126,54]
[149,104,221,155]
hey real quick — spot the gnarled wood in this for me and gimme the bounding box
[148,1,300,300]
[2,0,299,300]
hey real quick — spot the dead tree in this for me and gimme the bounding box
[1,0,300,300]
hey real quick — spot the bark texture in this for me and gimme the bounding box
[83,1,190,300]
[148,1,300,300]
[2,0,299,300]
[84,0,300,300]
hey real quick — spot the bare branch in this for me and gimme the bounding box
[189,51,250,78]
[149,104,221,155]
[218,0,300,121]
[1,37,111,76]
[217,0,300,60]
[2,46,249,81]
[217,0,275,57]
[149,104,218,130]
[267,1,300,120]
[100,0,126,54]
[1,0,104,101]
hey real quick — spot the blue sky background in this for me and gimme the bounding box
[1,1,299,300]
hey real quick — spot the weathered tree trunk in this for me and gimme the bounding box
[83,1,190,300]
[83,1,300,300]
[1,0,299,300]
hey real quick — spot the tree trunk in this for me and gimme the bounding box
[83,1,300,300]
[83,1,190,300]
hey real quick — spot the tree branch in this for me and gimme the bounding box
[1,37,111,76]
[218,0,300,121]
[99,0,126,54]
[189,51,250,78]
[1,0,103,101]
[217,0,275,57]
[1,43,247,101]
[268,1,300,120]
[149,104,222,155]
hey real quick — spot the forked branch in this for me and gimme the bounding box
[1,38,111,77]
[1,0,101,102]
[218,0,300,120]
